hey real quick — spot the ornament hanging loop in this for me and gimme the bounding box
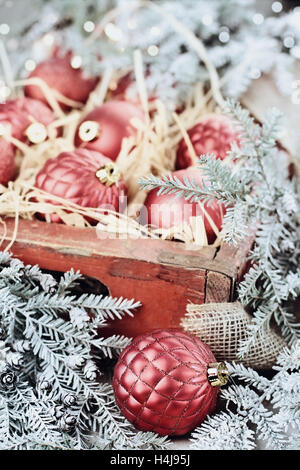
[79,120,100,142]
[207,362,229,387]
[96,162,121,187]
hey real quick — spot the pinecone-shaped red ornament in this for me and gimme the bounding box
[176,115,240,170]
[25,54,98,109]
[0,97,56,145]
[113,329,229,436]
[144,167,225,244]
[35,149,127,223]
[74,100,144,161]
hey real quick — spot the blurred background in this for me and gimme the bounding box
[1,0,300,154]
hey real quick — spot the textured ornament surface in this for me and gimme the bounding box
[144,167,225,244]
[74,100,144,161]
[113,329,219,436]
[35,149,127,223]
[176,115,239,170]
[25,56,98,108]
[0,97,56,143]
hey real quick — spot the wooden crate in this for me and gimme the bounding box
[0,218,253,338]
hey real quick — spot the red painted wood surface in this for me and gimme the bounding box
[0,218,253,337]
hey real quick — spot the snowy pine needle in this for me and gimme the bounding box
[190,343,300,450]
[0,251,170,450]
[140,100,300,355]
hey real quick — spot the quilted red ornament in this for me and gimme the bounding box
[176,115,240,170]
[143,167,226,244]
[113,329,229,436]
[0,97,56,145]
[25,54,98,109]
[35,149,127,223]
[74,100,144,161]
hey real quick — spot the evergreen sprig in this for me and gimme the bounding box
[2,1,300,108]
[139,100,300,355]
[0,251,170,450]
[190,342,300,450]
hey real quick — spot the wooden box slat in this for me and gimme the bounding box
[0,218,253,337]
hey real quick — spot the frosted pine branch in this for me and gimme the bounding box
[190,346,300,450]
[0,252,168,450]
[140,101,300,354]
[4,1,300,108]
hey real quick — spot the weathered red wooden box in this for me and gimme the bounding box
[0,218,252,338]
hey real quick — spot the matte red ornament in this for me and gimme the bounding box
[35,149,127,223]
[109,73,134,101]
[25,55,98,109]
[109,73,156,105]
[113,329,229,436]
[0,137,16,185]
[176,114,240,170]
[0,97,56,144]
[143,167,225,244]
[74,100,144,161]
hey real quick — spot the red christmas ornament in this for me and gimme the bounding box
[109,73,134,101]
[74,100,145,161]
[176,115,240,170]
[144,167,225,244]
[113,328,229,436]
[0,137,16,185]
[25,54,98,109]
[35,149,127,223]
[109,73,156,105]
[0,97,56,145]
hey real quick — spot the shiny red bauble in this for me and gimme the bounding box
[144,167,225,244]
[74,100,144,161]
[0,97,56,144]
[176,115,239,170]
[35,149,127,223]
[25,55,98,109]
[113,329,220,436]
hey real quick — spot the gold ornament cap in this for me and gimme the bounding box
[96,162,121,187]
[79,120,100,142]
[25,122,48,144]
[207,362,229,387]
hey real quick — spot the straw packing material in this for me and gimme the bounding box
[0,67,224,247]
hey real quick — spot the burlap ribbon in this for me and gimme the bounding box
[181,302,286,369]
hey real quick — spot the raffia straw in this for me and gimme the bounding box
[4,183,19,251]
[83,66,114,115]
[0,52,224,247]
[12,78,83,116]
[0,40,14,92]
[134,50,150,122]
[172,112,198,164]
[0,216,7,246]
